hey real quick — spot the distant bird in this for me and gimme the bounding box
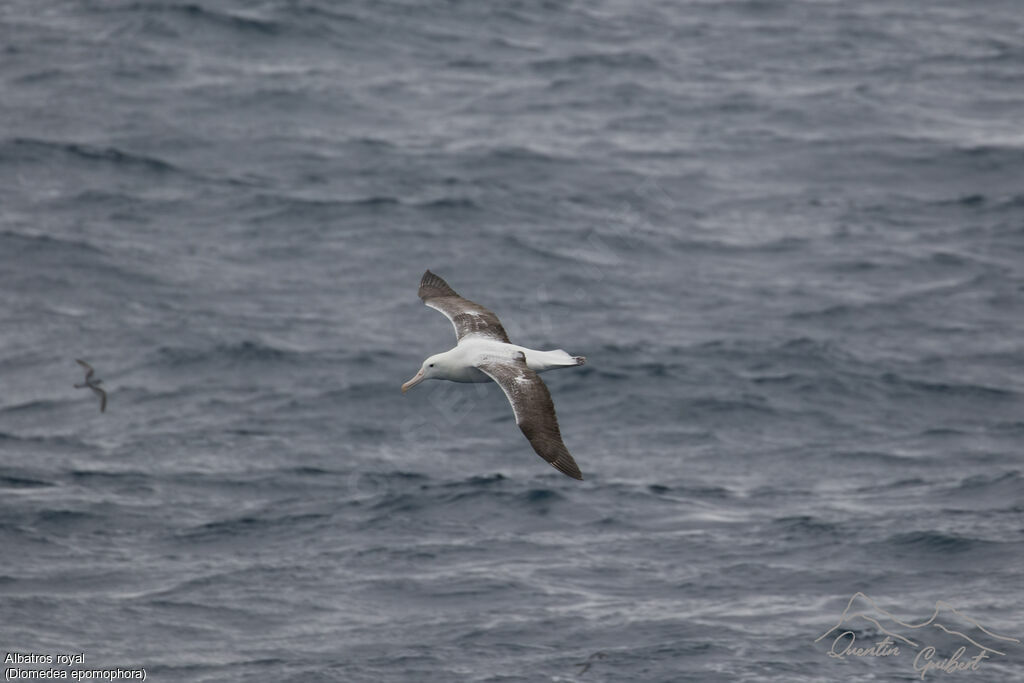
[74,359,107,413]
[577,651,607,675]
[402,270,587,479]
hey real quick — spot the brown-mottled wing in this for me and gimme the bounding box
[475,352,583,480]
[418,270,511,343]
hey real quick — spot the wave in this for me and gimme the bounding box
[69,469,152,485]
[102,2,283,36]
[151,340,299,368]
[0,229,169,295]
[855,477,928,492]
[413,197,480,211]
[877,372,1016,400]
[3,137,181,175]
[772,515,841,539]
[333,196,401,207]
[0,431,87,451]
[0,399,65,415]
[0,474,55,489]
[462,144,570,166]
[945,471,1022,507]
[530,51,660,73]
[358,472,575,520]
[0,229,104,258]
[954,470,1020,490]
[935,192,1024,213]
[831,450,918,465]
[686,396,776,415]
[35,509,98,526]
[879,531,991,554]
[176,511,330,542]
[647,483,733,499]
[787,281,982,322]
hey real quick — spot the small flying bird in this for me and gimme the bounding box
[74,359,107,413]
[402,270,587,479]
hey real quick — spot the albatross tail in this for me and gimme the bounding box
[528,349,586,372]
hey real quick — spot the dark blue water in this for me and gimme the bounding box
[2,1,1022,681]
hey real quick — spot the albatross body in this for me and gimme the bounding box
[403,270,587,480]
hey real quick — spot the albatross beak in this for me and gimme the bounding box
[402,369,425,393]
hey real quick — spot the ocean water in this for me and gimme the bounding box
[1,0,1023,681]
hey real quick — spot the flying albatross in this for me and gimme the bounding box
[402,270,587,480]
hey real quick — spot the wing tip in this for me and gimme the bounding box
[418,269,458,300]
[548,454,581,481]
[551,455,583,480]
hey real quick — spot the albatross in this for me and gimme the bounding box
[402,270,587,480]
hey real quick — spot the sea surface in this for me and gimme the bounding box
[1,1,1022,681]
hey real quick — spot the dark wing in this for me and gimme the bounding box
[96,387,107,413]
[418,270,511,344]
[475,352,583,480]
[76,359,94,379]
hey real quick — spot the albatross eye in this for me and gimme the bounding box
[429,364,434,368]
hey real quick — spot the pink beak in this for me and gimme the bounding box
[402,369,425,393]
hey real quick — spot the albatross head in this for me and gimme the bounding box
[402,354,445,393]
